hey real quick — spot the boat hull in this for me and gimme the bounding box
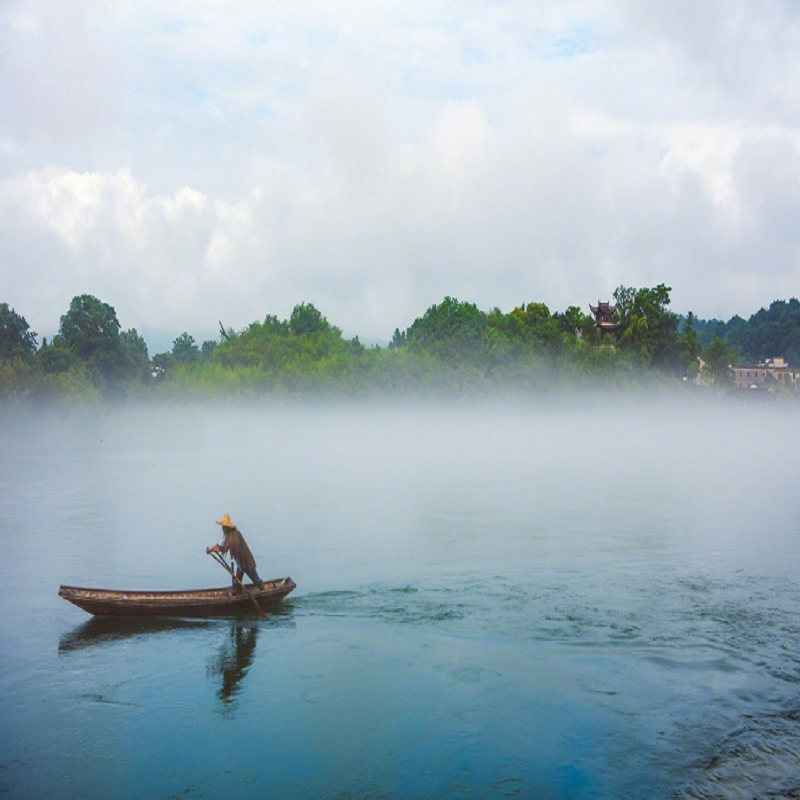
[58,578,296,617]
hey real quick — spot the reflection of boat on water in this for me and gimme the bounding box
[59,604,295,655]
[58,616,213,654]
[60,616,262,709]
[60,619,263,707]
[58,578,296,617]
[207,624,260,706]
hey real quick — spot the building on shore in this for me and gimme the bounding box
[730,357,800,392]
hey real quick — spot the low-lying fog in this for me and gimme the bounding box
[3,396,798,591]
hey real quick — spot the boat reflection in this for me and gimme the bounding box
[58,616,214,654]
[59,601,295,657]
[206,623,262,706]
[60,609,294,708]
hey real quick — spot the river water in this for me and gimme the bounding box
[0,398,798,799]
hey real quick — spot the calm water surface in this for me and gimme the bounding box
[1,399,798,799]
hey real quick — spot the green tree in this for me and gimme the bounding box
[676,312,702,376]
[614,284,679,368]
[690,299,800,367]
[0,303,38,361]
[59,295,120,359]
[389,328,406,349]
[201,340,217,360]
[35,339,81,374]
[727,298,800,366]
[509,302,559,345]
[554,306,593,339]
[619,314,650,361]
[289,303,330,337]
[151,352,175,379]
[172,332,200,364]
[119,328,150,384]
[406,297,487,359]
[702,337,738,388]
[57,294,125,387]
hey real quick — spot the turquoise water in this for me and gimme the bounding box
[1,400,799,798]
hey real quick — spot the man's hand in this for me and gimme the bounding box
[207,543,221,554]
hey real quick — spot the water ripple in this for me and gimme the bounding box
[293,573,800,798]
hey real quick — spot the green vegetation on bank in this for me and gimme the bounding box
[1,288,798,402]
[687,298,800,365]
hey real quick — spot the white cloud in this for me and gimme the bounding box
[1,0,800,346]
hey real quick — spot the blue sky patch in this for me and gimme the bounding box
[546,26,594,60]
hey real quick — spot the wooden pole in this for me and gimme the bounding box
[208,550,267,620]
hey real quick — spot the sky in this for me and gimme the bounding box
[1,0,799,349]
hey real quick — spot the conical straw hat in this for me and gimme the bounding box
[216,513,235,528]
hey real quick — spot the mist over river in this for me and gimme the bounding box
[1,398,799,799]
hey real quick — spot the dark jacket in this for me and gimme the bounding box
[220,527,258,576]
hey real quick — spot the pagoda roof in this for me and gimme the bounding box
[589,301,617,315]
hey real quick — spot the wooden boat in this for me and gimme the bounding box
[58,577,296,617]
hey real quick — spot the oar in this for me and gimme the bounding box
[207,550,267,620]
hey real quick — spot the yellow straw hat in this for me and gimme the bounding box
[216,513,235,528]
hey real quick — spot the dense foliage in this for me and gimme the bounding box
[1,289,798,402]
[0,303,38,361]
[688,298,800,366]
[0,294,149,401]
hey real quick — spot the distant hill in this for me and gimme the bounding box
[683,299,800,366]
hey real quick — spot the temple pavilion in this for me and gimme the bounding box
[589,301,620,340]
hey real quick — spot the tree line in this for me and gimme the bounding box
[687,298,800,366]
[1,287,797,401]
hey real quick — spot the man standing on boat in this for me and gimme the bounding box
[206,514,265,595]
